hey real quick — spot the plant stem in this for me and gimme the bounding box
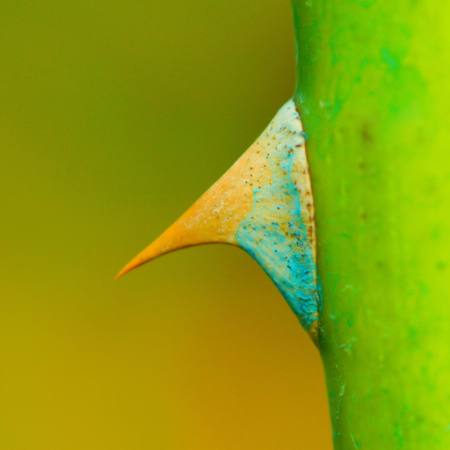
[292,1,450,448]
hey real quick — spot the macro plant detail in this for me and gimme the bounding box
[118,1,450,449]
[117,100,320,339]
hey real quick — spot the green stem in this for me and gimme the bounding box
[292,1,450,449]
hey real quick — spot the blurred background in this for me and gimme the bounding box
[0,1,331,449]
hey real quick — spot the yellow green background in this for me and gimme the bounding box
[1,1,331,448]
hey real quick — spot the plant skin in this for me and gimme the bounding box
[292,0,450,448]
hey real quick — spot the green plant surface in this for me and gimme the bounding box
[292,1,450,449]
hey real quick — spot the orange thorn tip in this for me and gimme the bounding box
[114,225,186,280]
[114,170,249,279]
[115,118,267,280]
[115,252,147,280]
